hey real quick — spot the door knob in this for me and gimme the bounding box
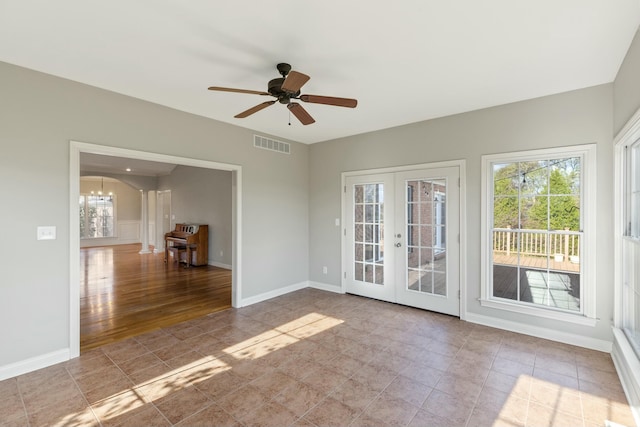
[395,242,402,248]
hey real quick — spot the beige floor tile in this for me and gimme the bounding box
[422,389,475,426]
[435,371,485,401]
[399,362,444,388]
[330,377,380,413]
[352,362,399,391]
[446,357,491,383]
[467,406,525,427]
[321,352,366,377]
[21,379,84,414]
[301,364,349,394]
[532,367,579,390]
[409,407,462,427]
[362,393,419,426]
[31,405,99,427]
[82,374,136,405]
[476,385,528,425]
[534,354,578,378]
[193,370,246,401]
[249,369,297,397]
[278,354,322,380]
[91,389,147,424]
[581,395,636,427]
[101,403,170,427]
[1,289,636,427]
[244,401,299,427]
[529,379,582,419]
[65,351,115,378]
[492,356,535,377]
[216,384,269,421]
[351,411,393,427]
[0,387,26,423]
[497,343,537,366]
[303,396,360,427]
[174,402,240,427]
[115,351,164,376]
[483,370,532,399]
[274,379,326,417]
[383,375,433,408]
[74,364,130,395]
[154,386,211,425]
[525,401,583,427]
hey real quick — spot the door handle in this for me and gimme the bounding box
[395,242,402,248]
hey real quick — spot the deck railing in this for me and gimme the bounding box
[493,228,580,261]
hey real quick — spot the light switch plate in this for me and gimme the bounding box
[37,226,56,240]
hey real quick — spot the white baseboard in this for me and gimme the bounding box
[0,349,70,381]
[308,281,343,294]
[209,261,232,270]
[611,328,640,427]
[240,281,309,307]
[465,312,612,352]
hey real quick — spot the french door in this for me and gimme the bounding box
[344,166,461,316]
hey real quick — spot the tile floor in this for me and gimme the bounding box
[0,288,635,427]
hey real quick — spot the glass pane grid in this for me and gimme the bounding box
[405,179,446,296]
[491,157,582,312]
[354,183,384,285]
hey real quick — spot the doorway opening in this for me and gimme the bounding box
[70,141,242,358]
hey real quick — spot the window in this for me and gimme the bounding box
[79,193,116,238]
[481,145,596,322]
[622,138,640,357]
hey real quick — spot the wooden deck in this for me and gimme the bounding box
[493,252,580,273]
[80,243,232,351]
[492,262,580,312]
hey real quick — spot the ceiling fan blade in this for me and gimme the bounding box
[287,102,315,125]
[234,101,276,118]
[300,94,358,108]
[281,71,310,93]
[208,86,271,96]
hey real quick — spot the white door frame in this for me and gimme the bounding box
[69,140,243,358]
[341,160,467,319]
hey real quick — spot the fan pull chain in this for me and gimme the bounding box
[288,109,291,126]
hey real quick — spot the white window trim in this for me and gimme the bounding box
[480,144,597,326]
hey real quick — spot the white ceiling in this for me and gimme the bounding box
[1,1,639,144]
[80,153,177,176]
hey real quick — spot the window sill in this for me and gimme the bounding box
[479,298,597,327]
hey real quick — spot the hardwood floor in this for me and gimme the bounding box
[80,244,231,351]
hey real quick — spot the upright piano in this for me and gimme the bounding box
[164,224,209,267]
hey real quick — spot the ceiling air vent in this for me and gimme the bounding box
[254,135,290,155]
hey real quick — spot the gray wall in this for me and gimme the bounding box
[0,61,309,367]
[309,84,615,344]
[614,27,640,135]
[158,166,232,266]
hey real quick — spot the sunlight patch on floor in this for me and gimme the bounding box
[74,312,343,423]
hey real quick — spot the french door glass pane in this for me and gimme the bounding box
[354,183,384,285]
[405,179,446,296]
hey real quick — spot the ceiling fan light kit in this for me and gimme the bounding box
[208,63,357,125]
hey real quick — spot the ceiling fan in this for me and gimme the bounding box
[208,63,357,125]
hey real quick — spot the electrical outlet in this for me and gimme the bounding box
[219,250,223,257]
[322,266,328,274]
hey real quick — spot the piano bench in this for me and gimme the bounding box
[167,245,188,265]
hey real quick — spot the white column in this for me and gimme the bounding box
[139,190,151,254]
